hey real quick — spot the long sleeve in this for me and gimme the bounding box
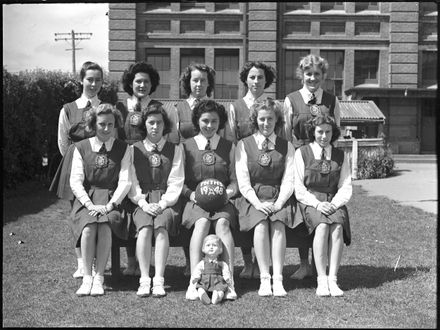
[274,141,295,206]
[220,261,232,282]
[226,143,239,198]
[70,145,91,205]
[330,152,352,208]
[334,97,341,127]
[108,145,132,205]
[235,140,261,207]
[166,105,180,144]
[57,106,70,156]
[222,103,237,143]
[281,96,293,142]
[293,148,321,208]
[192,260,205,280]
[158,144,185,209]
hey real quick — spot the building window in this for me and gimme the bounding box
[285,49,310,93]
[215,3,239,11]
[355,22,380,35]
[285,2,310,12]
[180,49,205,98]
[355,2,379,12]
[421,51,437,88]
[145,48,171,98]
[144,3,170,11]
[215,21,240,34]
[214,49,239,99]
[180,2,205,11]
[180,20,205,34]
[145,20,171,33]
[420,2,438,15]
[320,22,345,35]
[320,50,344,99]
[285,21,310,36]
[321,2,345,12]
[354,50,379,86]
[421,22,438,40]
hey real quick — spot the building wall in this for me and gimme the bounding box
[108,2,437,154]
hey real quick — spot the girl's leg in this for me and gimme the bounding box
[123,239,138,276]
[152,227,169,297]
[76,223,97,296]
[290,248,312,280]
[253,221,272,296]
[73,247,84,278]
[239,246,253,279]
[211,290,225,305]
[270,221,287,296]
[186,218,210,300]
[313,223,330,297]
[136,226,153,297]
[327,224,344,296]
[183,246,191,276]
[91,223,112,296]
[215,218,236,300]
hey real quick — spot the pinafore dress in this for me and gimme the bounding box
[195,258,229,293]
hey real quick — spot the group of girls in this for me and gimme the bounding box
[51,54,352,300]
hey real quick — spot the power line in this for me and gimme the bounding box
[54,30,92,74]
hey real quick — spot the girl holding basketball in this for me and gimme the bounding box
[235,98,295,297]
[181,99,238,301]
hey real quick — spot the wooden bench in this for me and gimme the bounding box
[111,224,314,278]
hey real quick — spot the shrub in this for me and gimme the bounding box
[357,143,395,179]
[2,67,119,188]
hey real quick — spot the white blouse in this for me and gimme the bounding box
[70,136,132,207]
[235,131,295,207]
[57,94,100,156]
[126,95,152,112]
[128,137,185,210]
[293,141,352,209]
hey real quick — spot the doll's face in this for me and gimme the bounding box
[202,238,222,258]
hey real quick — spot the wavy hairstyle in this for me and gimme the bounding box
[179,63,216,98]
[239,61,276,89]
[296,54,329,80]
[86,103,124,133]
[305,114,341,144]
[248,97,285,133]
[137,103,172,139]
[122,62,160,96]
[191,99,228,133]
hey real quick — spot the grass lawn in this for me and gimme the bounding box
[2,181,437,328]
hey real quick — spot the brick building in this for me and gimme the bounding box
[108,2,437,154]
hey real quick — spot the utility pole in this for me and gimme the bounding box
[54,30,92,75]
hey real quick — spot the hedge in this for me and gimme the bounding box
[357,143,395,179]
[3,67,119,188]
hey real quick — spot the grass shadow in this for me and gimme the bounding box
[3,180,59,226]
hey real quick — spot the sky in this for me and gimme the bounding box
[3,3,109,73]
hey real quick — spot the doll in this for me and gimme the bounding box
[191,234,233,305]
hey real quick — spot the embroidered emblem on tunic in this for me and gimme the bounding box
[320,160,331,174]
[148,153,161,167]
[129,112,142,126]
[95,153,109,169]
[309,104,322,116]
[202,151,216,166]
[258,152,271,167]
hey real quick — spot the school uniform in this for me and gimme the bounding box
[193,257,231,293]
[181,133,238,229]
[69,136,131,246]
[235,132,296,232]
[293,141,352,245]
[50,95,100,200]
[282,87,340,148]
[128,137,184,237]
[115,95,162,145]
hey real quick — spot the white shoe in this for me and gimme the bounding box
[137,277,151,297]
[258,275,272,297]
[212,290,224,305]
[198,288,211,305]
[290,264,313,280]
[185,282,198,300]
[76,275,93,296]
[328,276,344,297]
[152,277,166,298]
[90,275,105,296]
[72,267,83,278]
[225,282,237,300]
[316,275,330,297]
[272,275,287,297]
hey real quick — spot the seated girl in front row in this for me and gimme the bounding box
[128,103,185,298]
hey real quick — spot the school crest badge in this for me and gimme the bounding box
[202,151,216,166]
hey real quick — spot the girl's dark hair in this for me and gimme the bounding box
[249,97,284,133]
[122,62,160,96]
[138,103,172,139]
[79,61,103,80]
[86,103,124,133]
[239,61,276,89]
[191,99,228,133]
[180,63,216,98]
[305,114,341,144]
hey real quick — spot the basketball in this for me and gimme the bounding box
[195,178,228,212]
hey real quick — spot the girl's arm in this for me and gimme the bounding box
[333,97,341,127]
[273,141,295,209]
[281,96,293,142]
[158,143,185,210]
[330,151,352,208]
[128,146,148,207]
[108,143,132,206]
[235,140,260,207]
[70,144,91,206]
[225,143,239,199]
[58,106,70,156]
